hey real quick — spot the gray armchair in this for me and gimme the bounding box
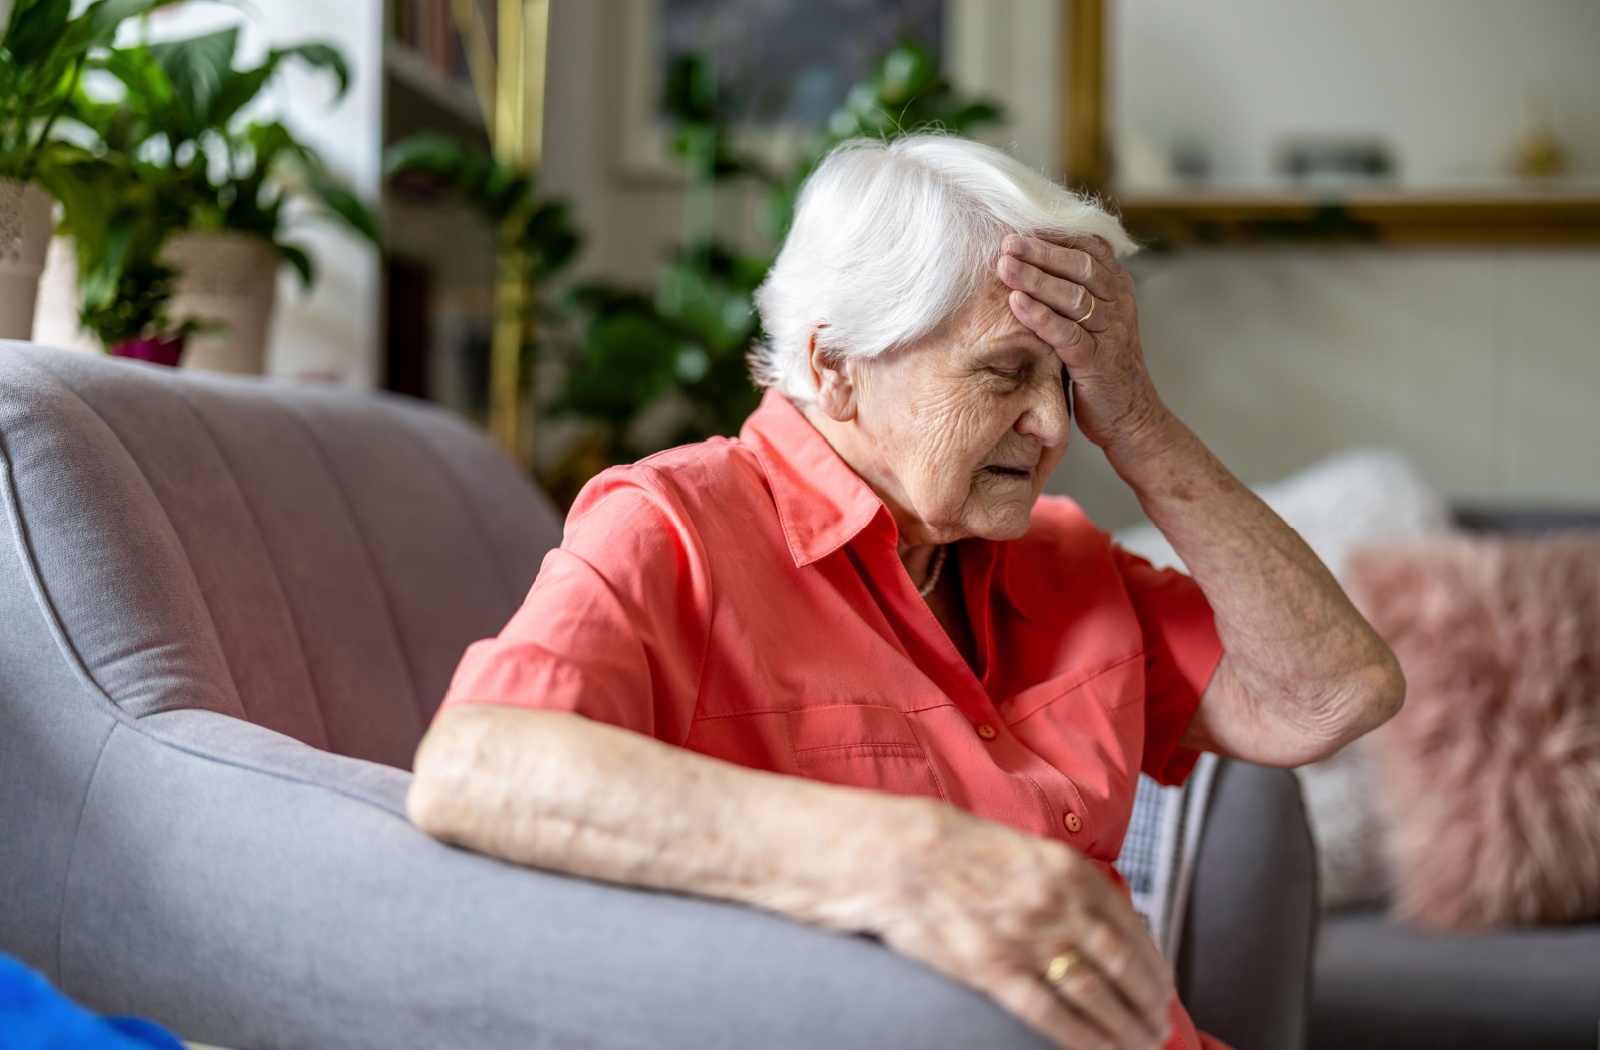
[0,342,1316,1050]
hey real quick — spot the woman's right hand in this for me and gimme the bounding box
[413,708,1174,1049]
[868,799,1175,1050]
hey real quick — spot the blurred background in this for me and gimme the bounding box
[24,0,1599,526]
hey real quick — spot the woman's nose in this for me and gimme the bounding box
[1017,375,1071,447]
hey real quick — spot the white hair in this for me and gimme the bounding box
[750,134,1138,402]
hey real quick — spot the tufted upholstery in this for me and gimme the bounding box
[0,342,559,766]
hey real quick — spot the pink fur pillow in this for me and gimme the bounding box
[1345,535,1600,930]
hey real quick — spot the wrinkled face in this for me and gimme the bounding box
[842,278,1072,544]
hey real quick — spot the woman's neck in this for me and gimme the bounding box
[899,541,941,586]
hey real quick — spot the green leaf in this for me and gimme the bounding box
[80,212,137,308]
[38,154,119,256]
[946,101,1003,131]
[245,119,310,169]
[661,53,716,125]
[98,44,174,114]
[384,131,483,187]
[79,0,177,48]
[277,240,313,287]
[481,166,528,221]
[150,27,239,137]
[3,0,43,48]
[520,200,580,276]
[308,177,380,246]
[655,261,756,355]
[384,132,514,221]
[207,61,273,130]
[272,41,348,102]
[4,0,72,68]
[557,303,683,424]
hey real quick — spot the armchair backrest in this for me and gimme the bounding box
[0,342,560,769]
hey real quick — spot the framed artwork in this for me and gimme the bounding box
[1065,0,1600,245]
[615,0,1012,179]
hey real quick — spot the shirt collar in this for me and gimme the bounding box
[740,389,891,567]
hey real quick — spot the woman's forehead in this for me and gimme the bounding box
[949,281,1053,356]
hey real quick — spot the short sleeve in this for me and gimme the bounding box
[437,467,712,745]
[1113,546,1224,786]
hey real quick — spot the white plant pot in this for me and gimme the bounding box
[32,235,100,353]
[0,179,55,341]
[163,230,279,375]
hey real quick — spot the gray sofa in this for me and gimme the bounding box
[0,341,1316,1050]
[1309,507,1600,1050]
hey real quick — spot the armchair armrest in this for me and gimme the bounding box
[58,710,1055,1050]
[1177,761,1319,1050]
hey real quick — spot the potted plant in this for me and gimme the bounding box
[550,44,1000,490]
[0,0,174,339]
[384,131,580,459]
[47,25,378,370]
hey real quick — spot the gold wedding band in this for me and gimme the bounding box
[1046,950,1081,984]
[1079,295,1096,324]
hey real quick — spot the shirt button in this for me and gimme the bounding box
[976,724,998,741]
[1063,811,1083,834]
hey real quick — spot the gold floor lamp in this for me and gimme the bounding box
[451,0,550,467]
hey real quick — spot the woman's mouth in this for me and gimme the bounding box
[983,465,1032,480]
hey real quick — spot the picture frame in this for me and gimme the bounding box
[1063,0,1600,246]
[613,0,1022,182]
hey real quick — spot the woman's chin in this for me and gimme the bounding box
[962,498,1038,542]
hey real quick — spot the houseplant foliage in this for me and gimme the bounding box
[0,0,177,339]
[385,43,999,502]
[553,42,1002,476]
[384,132,580,298]
[0,0,175,182]
[383,131,581,449]
[46,24,379,356]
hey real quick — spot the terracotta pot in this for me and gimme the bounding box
[110,332,186,367]
[0,179,55,341]
[162,230,279,375]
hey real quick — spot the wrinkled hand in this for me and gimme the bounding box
[997,234,1168,456]
[872,801,1174,1050]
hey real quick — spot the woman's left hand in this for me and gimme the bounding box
[996,234,1168,455]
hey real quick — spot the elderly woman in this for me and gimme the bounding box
[407,135,1403,1050]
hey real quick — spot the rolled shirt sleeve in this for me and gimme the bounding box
[1112,547,1224,787]
[439,467,711,746]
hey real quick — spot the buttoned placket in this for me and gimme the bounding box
[879,531,1091,845]
[747,391,1094,846]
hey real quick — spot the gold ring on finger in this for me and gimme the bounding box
[1079,295,1096,324]
[1046,949,1081,985]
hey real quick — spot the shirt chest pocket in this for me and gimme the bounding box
[1006,660,1147,849]
[787,704,946,802]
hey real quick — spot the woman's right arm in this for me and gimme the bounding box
[408,704,1174,1050]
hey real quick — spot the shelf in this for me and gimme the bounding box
[383,42,485,133]
[1112,188,1600,247]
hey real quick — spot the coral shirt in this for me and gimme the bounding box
[441,390,1227,1050]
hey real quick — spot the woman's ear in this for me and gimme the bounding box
[807,330,857,422]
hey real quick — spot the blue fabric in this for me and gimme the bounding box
[0,955,184,1050]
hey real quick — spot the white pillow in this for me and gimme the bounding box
[1114,447,1450,578]
[1114,447,1450,910]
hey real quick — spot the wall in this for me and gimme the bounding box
[546,0,1600,527]
[1057,246,1600,527]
